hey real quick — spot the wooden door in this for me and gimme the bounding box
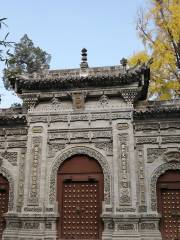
[157,170,180,240]
[0,174,9,239]
[57,155,104,240]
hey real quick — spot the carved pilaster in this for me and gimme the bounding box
[28,136,42,205]
[136,146,147,212]
[17,149,26,212]
[118,134,131,206]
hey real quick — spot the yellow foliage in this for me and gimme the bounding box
[128,51,150,66]
[131,0,180,99]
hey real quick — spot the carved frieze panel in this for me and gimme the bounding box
[136,137,158,145]
[147,148,166,163]
[24,206,42,212]
[6,128,27,136]
[23,221,40,230]
[118,134,131,206]
[0,151,18,166]
[135,123,159,132]
[117,223,135,231]
[162,136,180,143]
[28,136,42,205]
[49,146,111,204]
[48,128,112,144]
[160,122,180,130]
[29,116,48,123]
[116,207,136,212]
[51,115,68,122]
[140,222,156,230]
[8,141,26,148]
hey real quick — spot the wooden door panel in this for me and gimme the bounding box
[0,175,9,239]
[57,155,104,240]
[160,189,180,240]
[61,181,100,239]
[157,170,180,240]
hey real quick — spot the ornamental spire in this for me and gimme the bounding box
[80,48,89,69]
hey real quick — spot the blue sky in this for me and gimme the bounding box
[1,0,145,107]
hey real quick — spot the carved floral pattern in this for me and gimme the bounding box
[147,148,166,163]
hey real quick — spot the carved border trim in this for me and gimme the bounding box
[0,166,14,211]
[49,146,111,204]
[150,162,180,211]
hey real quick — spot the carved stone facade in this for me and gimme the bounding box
[1,60,180,239]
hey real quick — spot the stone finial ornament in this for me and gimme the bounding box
[120,58,128,67]
[80,48,89,69]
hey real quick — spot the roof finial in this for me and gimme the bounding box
[80,48,89,69]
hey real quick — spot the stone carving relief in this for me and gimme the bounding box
[117,223,134,230]
[137,147,146,211]
[49,146,111,204]
[28,136,42,205]
[98,95,109,107]
[140,222,156,230]
[17,149,26,212]
[135,123,159,132]
[163,151,180,162]
[120,89,138,103]
[0,166,14,210]
[136,137,158,145]
[8,141,26,148]
[48,142,66,158]
[94,142,113,156]
[116,207,136,212]
[48,129,112,144]
[118,134,131,206]
[117,123,129,130]
[0,151,18,166]
[147,148,166,163]
[30,111,131,124]
[150,162,180,211]
[72,92,86,110]
[162,136,180,143]
[23,221,40,230]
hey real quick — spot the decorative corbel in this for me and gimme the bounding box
[22,94,39,109]
[120,89,139,103]
[68,91,88,110]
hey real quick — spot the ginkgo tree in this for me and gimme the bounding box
[129,0,180,99]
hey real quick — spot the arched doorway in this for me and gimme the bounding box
[157,170,180,240]
[0,174,9,239]
[57,154,104,239]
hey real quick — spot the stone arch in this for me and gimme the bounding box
[0,166,14,211]
[150,161,180,211]
[49,146,111,204]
